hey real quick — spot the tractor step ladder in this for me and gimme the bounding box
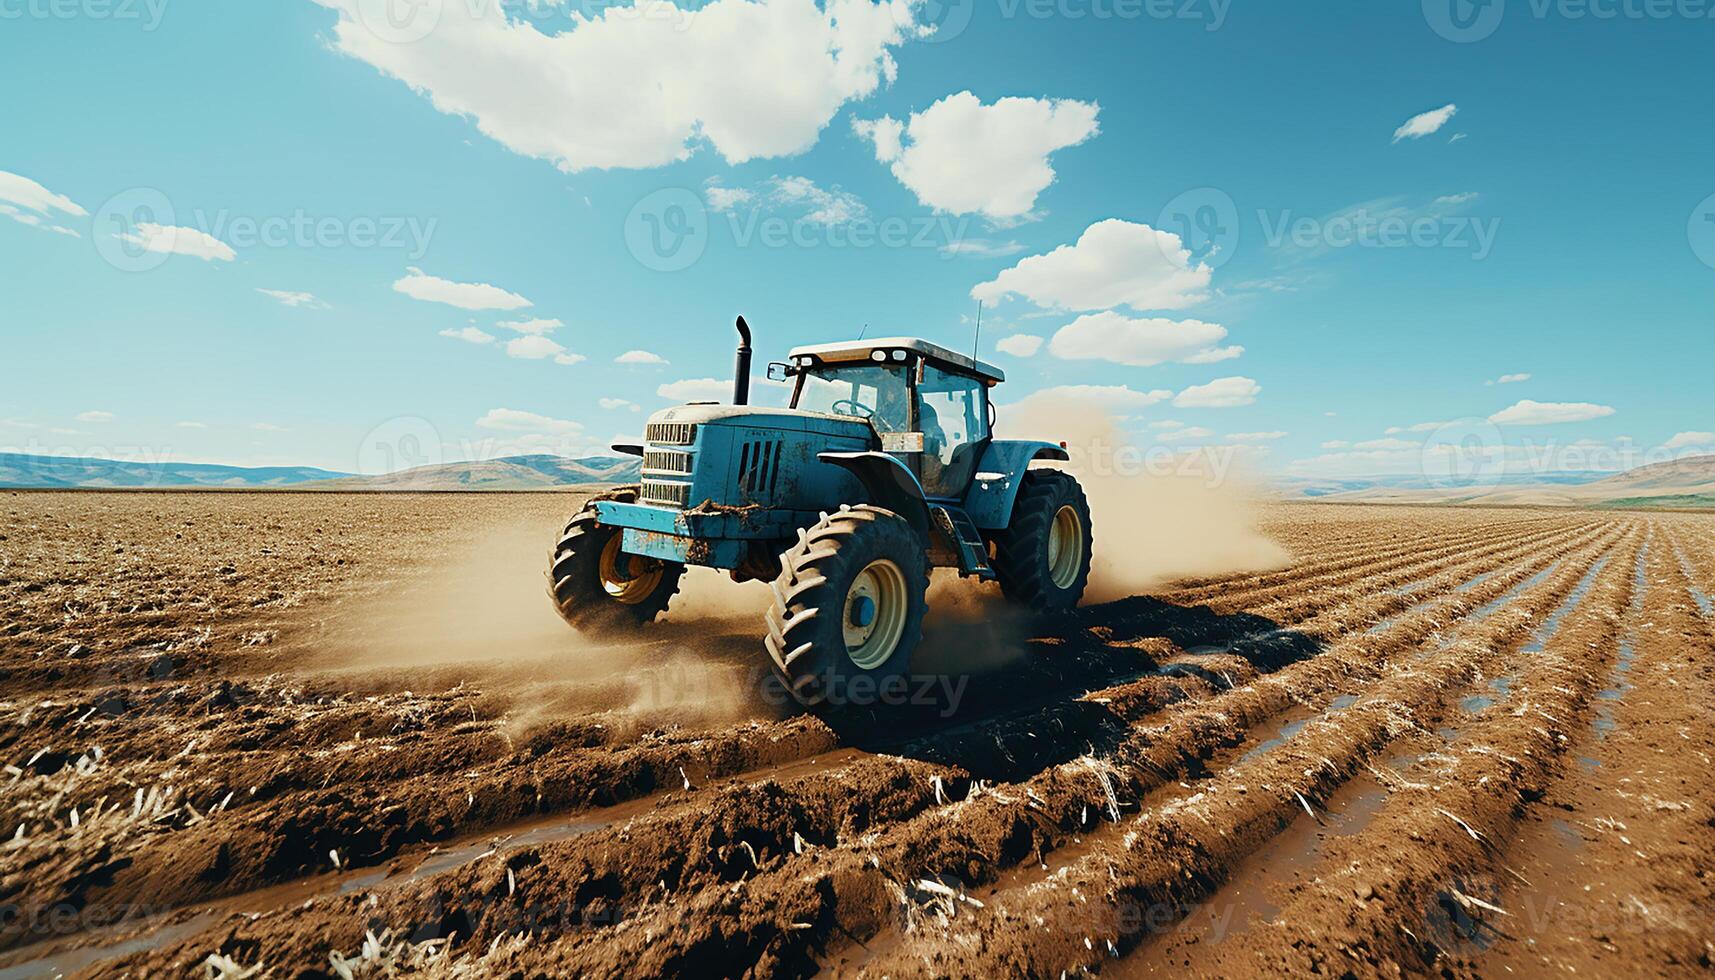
[931,505,997,581]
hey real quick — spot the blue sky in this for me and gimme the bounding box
[2,0,1711,479]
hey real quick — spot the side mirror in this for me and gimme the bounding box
[766,361,793,383]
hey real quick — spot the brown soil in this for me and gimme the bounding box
[0,493,1710,978]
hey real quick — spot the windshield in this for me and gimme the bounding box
[793,364,911,433]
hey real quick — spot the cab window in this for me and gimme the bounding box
[793,364,912,434]
[916,364,990,497]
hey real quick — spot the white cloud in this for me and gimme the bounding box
[476,408,584,436]
[505,335,583,364]
[440,326,496,345]
[972,220,1211,313]
[311,0,919,171]
[498,317,562,335]
[1392,103,1458,142]
[257,289,328,309]
[704,182,755,212]
[1488,399,1615,426]
[1011,384,1173,413]
[617,350,669,365]
[0,172,85,237]
[1320,439,1350,449]
[393,267,531,311]
[1227,431,1287,442]
[769,175,866,224]
[941,238,1024,258]
[75,410,115,423]
[656,376,789,402]
[251,422,288,432]
[1487,372,1531,385]
[1384,421,1448,434]
[1048,312,1234,367]
[1148,420,1184,430]
[117,223,236,262]
[0,170,87,218]
[1156,426,1214,443]
[854,92,1099,219]
[1173,376,1260,409]
[1662,431,1714,449]
[176,421,207,429]
[1353,437,1417,450]
[994,334,1043,357]
[600,398,641,412]
[705,175,865,223]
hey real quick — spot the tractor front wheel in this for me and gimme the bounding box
[549,486,683,631]
[990,470,1093,613]
[766,505,929,708]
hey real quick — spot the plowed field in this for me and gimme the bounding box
[1,493,1711,978]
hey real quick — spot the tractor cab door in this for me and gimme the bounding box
[914,362,991,500]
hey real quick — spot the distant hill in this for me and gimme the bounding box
[0,452,639,491]
[301,454,640,490]
[1298,455,1715,510]
[0,452,352,489]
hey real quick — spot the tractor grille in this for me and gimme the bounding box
[646,422,696,446]
[642,449,692,475]
[737,438,784,498]
[639,479,691,508]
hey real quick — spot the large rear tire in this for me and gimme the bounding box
[990,469,1093,613]
[765,505,929,708]
[549,486,683,632]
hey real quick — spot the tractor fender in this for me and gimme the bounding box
[816,451,933,539]
[963,440,1071,531]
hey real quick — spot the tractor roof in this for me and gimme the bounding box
[787,336,1006,385]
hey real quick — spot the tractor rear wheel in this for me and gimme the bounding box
[549,486,683,631]
[766,505,929,708]
[990,470,1093,613]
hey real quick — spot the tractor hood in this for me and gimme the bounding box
[626,404,875,512]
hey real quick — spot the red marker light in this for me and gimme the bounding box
[1059,441,1068,449]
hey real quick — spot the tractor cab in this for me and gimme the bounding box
[777,337,1003,501]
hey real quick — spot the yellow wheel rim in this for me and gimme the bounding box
[1047,504,1084,590]
[843,559,908,670]
[599,534,665,605]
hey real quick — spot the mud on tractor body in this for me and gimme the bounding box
[549,318,1092,708]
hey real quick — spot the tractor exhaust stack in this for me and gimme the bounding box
[733,315,753,406]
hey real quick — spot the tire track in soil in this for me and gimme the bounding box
[1115,523,1639,975]
[849,523,1630,978]
[20,521,1605,974]
[0,519,1599,966]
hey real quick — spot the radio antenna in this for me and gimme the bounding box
[971,301,983,362]
[857,322,869,340]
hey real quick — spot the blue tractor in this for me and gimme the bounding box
[549,318,1093,707]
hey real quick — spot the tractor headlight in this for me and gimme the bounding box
[891,350,906,362]
[870,350,888,362]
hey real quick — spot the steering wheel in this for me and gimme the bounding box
[830,398,875,419]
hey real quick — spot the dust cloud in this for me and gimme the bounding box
[312,517,788,731]
[998,391,1290,602]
